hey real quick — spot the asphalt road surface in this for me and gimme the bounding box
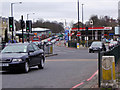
[2,44,98,88]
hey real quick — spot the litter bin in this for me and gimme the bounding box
[46,42,53,54]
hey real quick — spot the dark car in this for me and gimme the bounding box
[0,43,45,73]
[88,41,106,53]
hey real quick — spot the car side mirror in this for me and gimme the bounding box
[28,50,34,55]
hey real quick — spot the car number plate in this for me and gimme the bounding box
[0,63,9,66]
[93,48,97,50]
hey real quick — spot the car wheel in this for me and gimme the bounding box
[24,61,29,73]
[89,50,91,53]
[38,58,44,69]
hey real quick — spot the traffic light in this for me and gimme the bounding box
[85,27,88,36]
[9,17,14,31]
[26,20,32,33]
[26,21,29,32]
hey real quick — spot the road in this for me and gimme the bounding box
[2,43,98,88]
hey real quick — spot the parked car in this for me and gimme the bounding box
[108,41,118,50]
[56,37,59,41]
[89,41,106,53]
[0,43,45,73]
[51,39,57,44]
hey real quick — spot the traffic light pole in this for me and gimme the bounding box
[9,17,14,43]
[28,32,29,43]
[21,15,24,43]
[12,25,14,43]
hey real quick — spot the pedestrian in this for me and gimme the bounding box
[64,41,66,46]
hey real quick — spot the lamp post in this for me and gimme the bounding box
[77,0,80,49]
[11,2,22,17]
[10,2,22,43]
[61,19,67,28]
[82,4,84,41]
[27,13,35,20]
[82,4,84,30]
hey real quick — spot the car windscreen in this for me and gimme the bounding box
[110,41,117,44]
[1,45,27,53]
[91,42,102,47]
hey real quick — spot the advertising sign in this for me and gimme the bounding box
[115,27,120,35]
[64,26,70,41]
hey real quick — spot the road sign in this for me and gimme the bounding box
[65,30,69,41]
[77,32,81,36]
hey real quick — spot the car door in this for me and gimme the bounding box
[32,43,41,64]
[27,44,36,66]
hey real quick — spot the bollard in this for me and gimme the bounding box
[101,56,116,87]
[50,44,53,54]
[77,43,79,49]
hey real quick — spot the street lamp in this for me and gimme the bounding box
[10,2,22,43]
[27,13,35,20]
[82,4,84,30]
[60,19,67,28]
[11,2,22,17]
[77,0,80,49]
[82,4,84,41]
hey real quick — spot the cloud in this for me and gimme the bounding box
[1,0,120,25]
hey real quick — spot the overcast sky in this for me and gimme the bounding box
[0,0,120,26]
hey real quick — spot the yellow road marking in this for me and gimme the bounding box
[46,59,98,62]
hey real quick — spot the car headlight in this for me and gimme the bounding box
[12,59,22,62]
[89,47,92,49]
